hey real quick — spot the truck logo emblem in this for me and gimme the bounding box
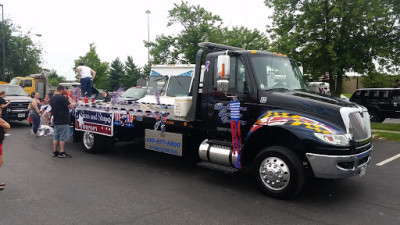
[260,97,267,103]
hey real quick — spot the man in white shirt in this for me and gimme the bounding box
[76,62,96,99]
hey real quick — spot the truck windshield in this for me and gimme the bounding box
[251,56,308,91]
[9,78,20,85]
[166,76,192,97]
[146,76,168,95]
[0,85,29,96]
[121,87,146,99]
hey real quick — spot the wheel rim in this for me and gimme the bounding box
[259,157,290,191]
[83,132,95,149]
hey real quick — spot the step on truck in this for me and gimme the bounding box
[73,42,373,199]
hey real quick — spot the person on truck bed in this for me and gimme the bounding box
[76,62,96,100]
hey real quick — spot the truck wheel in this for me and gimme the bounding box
[253,146,305,199]
[369,109,384,123]
[81,131,114,153]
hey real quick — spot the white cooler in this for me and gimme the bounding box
[174,96,192,117]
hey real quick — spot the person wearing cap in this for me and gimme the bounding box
[76,62,96,100]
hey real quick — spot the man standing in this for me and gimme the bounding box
[0,91,10,122]
[76,62,96,100]
[50,85,75,158]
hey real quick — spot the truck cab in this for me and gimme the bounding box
[9,74,53,99]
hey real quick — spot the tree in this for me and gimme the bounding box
[108,57,125,91]
[147,1,270,65]
[220,26,270,50]
[264,0,400,96]
[147,1,223,64]
[47,69,66,87]
[0,20,42,81]
[362,72,400,88]
[73,43,109,89]
[123,56,141,88]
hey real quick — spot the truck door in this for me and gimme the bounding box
[203,55,257,141]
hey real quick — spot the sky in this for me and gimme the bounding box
[2,0,273,80]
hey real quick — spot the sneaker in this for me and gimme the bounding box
[4,133,10,137]
[58,152,72,158]
[52,151,59,157]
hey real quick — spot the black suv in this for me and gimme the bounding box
[350,88,400,122]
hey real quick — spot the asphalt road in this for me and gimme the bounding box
[0,121,399,225]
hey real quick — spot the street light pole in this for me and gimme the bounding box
[0,4,5,81]
[145,10,151,65]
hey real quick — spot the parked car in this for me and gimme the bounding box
[350,88,400,122]
[0,84,32,121]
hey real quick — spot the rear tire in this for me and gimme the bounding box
[81,131,115,153]
[253,146,305,199]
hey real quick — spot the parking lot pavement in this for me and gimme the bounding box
[0,122,400,225]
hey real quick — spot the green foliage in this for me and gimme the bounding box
[108,57,125,91]
[265,0,400,96]
[123,56,142,88]
[0,20,42,81]
[362,72,400,88]
[73,43,109,89]
[371,122,400,132]
[47,70,66,87]
[220,26,270,50]
[147,1,269,64]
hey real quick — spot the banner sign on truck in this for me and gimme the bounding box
[75,109,114,136]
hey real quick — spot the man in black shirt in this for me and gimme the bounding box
[50,85,75,158]
[0,91,10,122]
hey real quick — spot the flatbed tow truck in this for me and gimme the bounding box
[73,42,373,199]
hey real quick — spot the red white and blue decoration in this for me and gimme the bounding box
[230,100,242,169]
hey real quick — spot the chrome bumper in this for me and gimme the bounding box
[306,147,373,179]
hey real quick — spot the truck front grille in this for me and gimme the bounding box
[9,102,30,110]
[349,111,371,141]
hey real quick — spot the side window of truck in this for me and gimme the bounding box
[213,57,250,94]
[25,80,32,87]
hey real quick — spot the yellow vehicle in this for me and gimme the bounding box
[0,81,8,84]
[9,74,53,98]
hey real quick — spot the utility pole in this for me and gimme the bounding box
[0,4,5,81]
[145,10,151,65]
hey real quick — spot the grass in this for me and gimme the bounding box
[370,122,400,131]
[342,93,352,99]
[372,132,400,142]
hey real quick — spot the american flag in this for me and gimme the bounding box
[114,112,122,121]
[127,113,135,123]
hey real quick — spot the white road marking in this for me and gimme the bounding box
[376,153,400,166]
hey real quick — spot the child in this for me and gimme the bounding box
[0,113,10,191]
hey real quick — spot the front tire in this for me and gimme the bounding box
[81,131,115,153]
[253,146,305,199]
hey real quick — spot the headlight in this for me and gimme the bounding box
[314,133,350,146]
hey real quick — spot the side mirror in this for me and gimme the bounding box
[217,80,229,93]
[217,55,230,79]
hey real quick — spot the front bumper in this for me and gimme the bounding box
[306,146,373,179]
